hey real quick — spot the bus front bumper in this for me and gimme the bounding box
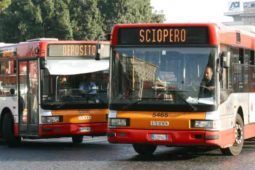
[39,123,107,137]
[107,128,235,148]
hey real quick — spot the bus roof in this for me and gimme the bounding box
[0,38,110,58]
[0,43,15,47]
[19,39,109,45]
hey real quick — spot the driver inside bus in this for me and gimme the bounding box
[79,74,97,95]
[199,66,215,98]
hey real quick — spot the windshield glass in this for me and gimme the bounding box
[42,69,109,109]
[111,47,217,110]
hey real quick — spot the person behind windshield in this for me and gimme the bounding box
[199,66,215,98]
[79,74,97,94]
[59,76,69,89]
[58,76,71,101]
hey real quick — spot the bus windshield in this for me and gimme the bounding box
[41,70,109,109]
[111,47,217,110]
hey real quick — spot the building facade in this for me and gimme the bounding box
[224,1,255,26]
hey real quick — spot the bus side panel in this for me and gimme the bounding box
[219,93,249,125]
[218,92,255,140]
[244,93,255,139]
[249,93,255,123]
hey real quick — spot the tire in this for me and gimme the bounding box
[220,114,244,156]
[2,113,21,147]
[72,136,83,145]
[132,144,157,155]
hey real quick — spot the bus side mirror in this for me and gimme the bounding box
[95,43,110,60]
[216,58,222,81]
[95,52,100,60]
[220,51,230,68]
[40,58,46,69]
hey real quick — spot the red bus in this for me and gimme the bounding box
[0,38,110,146]
[108,23,255,156]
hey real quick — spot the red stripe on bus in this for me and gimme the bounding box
[108,128,235,148]
[38,123,107,137]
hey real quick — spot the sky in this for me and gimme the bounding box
[151,0,234,23]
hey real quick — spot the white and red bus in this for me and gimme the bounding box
[108,23,255,156]
[0,38,110,146]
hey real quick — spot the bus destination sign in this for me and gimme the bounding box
[48,44,97,57]
[118,27,209,45]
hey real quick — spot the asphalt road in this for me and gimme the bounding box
[1,137,255,170]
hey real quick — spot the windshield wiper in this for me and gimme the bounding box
[173,91,197,111]
[122,98,154,109]
[43,102,67,109]
[156,89,197,111]
[120,92,197,111]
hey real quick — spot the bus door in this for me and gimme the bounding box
[17,58,39,137]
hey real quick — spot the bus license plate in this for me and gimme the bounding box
[80,127,91,132]
[151,134,168,141]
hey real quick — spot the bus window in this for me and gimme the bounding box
[112,47,216,105]
[0,60,16,96]
[249,50,255,91]
[250,51,254,65]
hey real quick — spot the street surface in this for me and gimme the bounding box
[1,137,255,170]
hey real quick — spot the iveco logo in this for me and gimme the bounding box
[150,121,169,127]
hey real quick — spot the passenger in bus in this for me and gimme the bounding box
[1,64,8,74]
[199,66,215,98]
[59,76,69,89]
[18,94,26,123]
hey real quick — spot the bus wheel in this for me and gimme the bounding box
[2,113,21,147]
[220,114,244,156]
[72,136,83,145]
[132,144,157,155]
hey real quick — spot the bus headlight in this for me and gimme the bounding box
[41,116,63,124]
[109,118,129,127]
[191,120,217,129]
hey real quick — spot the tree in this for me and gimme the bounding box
[36,0,55,38]
[98,0,165,34]
[0,0,11,40]
[69,0,103,40]
[0,0,165,42]
[0,0,74,42]
[39,0,73,39]
[152,13,165,23]
[1,0,44,42]
[0,0,11,11]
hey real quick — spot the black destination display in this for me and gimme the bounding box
[118,27,209,45]
[48,44,97,57]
